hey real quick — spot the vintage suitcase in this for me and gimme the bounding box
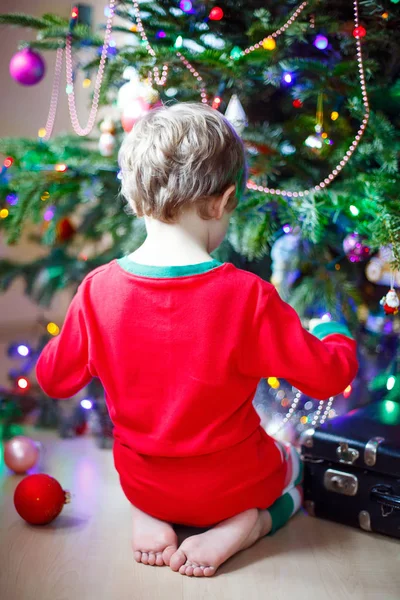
[301,400,400,539]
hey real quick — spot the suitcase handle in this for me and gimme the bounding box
[370,485,400,510]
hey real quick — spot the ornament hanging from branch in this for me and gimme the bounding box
[225,95,248,134]
[9,48,45,86]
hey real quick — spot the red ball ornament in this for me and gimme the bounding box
[293,99,303,108]
[353,26,366,38]
[209,7,224,20]
[56,217,76,243]
[14,474,70,525]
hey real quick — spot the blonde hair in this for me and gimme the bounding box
[118,102,247,223]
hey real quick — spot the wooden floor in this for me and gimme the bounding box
[1,430,399,600]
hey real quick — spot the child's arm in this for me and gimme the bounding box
[242,285,358,400]
[36,284,94,398]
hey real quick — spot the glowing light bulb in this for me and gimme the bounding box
[209,7,224,20]
[81,399,93,410]
[314,34,328,50]
[174,35,183,48]
[350,205,359,216]
[283,72,293,84]
[343,385,352,398]
[0,208,9,219]
[293,99,302,108]
[54,163,67,172]
[262,37,276,51]
[387,376,396,391]
[3,157,13,168]
[71,6,79,19]
[267,377,280,389]
[17,377,29,390]
[47,322,60,336]
[331,111,339,121]
[17,344,30,357]
[230,46,242,60]
[82,78,91,88]
[179,0,192,12]
[6,193,18,205]
[38,127,47,138]
[353,26,366,38]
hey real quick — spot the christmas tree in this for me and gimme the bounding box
[0,0,399,438]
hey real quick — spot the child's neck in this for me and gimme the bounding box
[128,215,213,267]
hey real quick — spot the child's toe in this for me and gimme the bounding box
[147,552,156,566]
[140,552,149,564]
[193,566,205,577]
[203,566,215,577]
[134,551,142,563]
[170,548,187,571]
[155,552,164,566]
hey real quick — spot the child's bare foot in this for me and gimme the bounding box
[169,508,272,577]
[131,505,178,566]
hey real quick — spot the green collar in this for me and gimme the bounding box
[117,256,224,278]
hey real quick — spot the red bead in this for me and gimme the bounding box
[293,99,303,108]
[353,26,366,38]
[209,7,224,20]
[14,474,68,525]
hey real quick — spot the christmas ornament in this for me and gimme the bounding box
[98,118,116,157]
[9,48,45,86]
[209,7,224,21]
[4,436,39,474]
[293,99,303,108]
[117,68,160,133]
[366,247,400,287]
[14,474,70,525]
[270,232,300,291]
[56,217,76,243]
[380,289,400,315]
[343,232,370,262]
[225,95,248,134]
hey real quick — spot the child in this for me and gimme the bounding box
[36,103,358,577]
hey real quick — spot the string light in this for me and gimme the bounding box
[246,0,370,199]
[17,344,30,357]
[314,34,328,50]
[353,26,366,38]
[54,163,67,172]
[382,12,389,19]
[176,52,208,103]
[81,399,93,409]
[230,46,242,60]
[209,7,224,20]
[283,72,293,84]
[47,322,60,336]
[270,390,302,435]
[242,2,308,57]
[350,205,359,216]
[82,78,91,88]
[0,208,9,219]
[17,377,29,390]
[262,37,276,50]
[65,0,116,135]
[179,0,193,12]
[174,35,183,48]
[212,96,222,109]
[38,127,47,138]
[343,384,352,398]
[3,157,13,168]
[71,6,79,19]
[267,377,280,389]
[387,376,396,391]
[6,193,18,205]
[331,111,339,121]
[293,99,303,108]
[41,191,50,201]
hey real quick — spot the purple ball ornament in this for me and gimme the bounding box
[9,48,46,86]
[343,232,370,263]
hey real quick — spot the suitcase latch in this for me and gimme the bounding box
[336,442,359,464]
[324,469,358,496]
[364,436,385,467]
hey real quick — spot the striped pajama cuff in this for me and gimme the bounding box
[267,442,304,536]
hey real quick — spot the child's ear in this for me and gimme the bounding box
[212,185,236,219]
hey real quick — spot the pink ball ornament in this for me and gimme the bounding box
[4,436,40,474]
[9,48,46,86]
[343,232,370,263]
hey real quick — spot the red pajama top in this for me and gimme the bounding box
[36,258,358,526]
